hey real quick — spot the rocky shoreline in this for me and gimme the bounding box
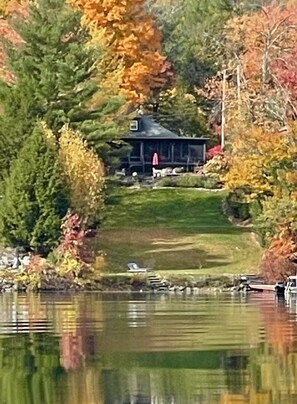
[0,267,238,293]
[0,245,242,293]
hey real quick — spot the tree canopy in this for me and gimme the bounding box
[0,0,123,178]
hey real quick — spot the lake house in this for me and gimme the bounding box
[121,115,209,174]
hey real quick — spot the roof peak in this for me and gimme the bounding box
[130,115,178,138]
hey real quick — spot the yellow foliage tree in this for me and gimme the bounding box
[225,124,297,262]
[59,125,105,224]
[69,0,172,104]
[0,0,22,16]
[224,126,297,200]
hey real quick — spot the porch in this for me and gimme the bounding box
[121,137,207,174]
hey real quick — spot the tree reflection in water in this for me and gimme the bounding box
[0,293,296,403]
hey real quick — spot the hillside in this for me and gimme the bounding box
[97,187,262,276]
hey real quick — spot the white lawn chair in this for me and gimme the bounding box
[127,262,151,273]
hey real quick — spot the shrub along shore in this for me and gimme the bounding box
[0,265,239,293]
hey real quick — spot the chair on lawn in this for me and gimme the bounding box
[127,262,151,273]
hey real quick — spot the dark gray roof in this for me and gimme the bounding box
[122,115,209,141]
[129,116,178,138]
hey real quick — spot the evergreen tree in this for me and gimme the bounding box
[0,0,123,179]
[148,0,259,88]
[0,123,70,254]
[148,84,211,138]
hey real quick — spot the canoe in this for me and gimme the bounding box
[248,284,276,292]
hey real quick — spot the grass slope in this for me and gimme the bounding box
[97,187,262,276]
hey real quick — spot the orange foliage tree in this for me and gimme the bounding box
[261,228,297,282]
[225,5,297,88]
[224,3,297,129]
[0,1,27,82]
[69,0,173,104]
[198,3,297,145]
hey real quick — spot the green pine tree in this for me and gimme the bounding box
[149,0,257,89]
[148,84,211,138]
[0,0,123,179]
[0,123,70,254]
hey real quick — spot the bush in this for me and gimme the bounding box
[156,174,220,189]
[155,176,178,187]
[207,145,222,158]
[56,213,93,278]
[177,175,206,188]
[249,199,269,246]
[203,154,229,179]
[261,231,297,282]
[225,193,250,220]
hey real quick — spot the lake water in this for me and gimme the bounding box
[0,292,297,404]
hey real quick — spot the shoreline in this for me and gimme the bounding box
[0,269,239,293]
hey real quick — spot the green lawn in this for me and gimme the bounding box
[96,187,262,277]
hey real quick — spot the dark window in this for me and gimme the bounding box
[159,142,171,162]
[130,141,141,161]
[173,142,188,162]
[144,142,157,162]
[189,145,203,163]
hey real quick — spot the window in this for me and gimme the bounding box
[189,145,203,163]
[159,142,171,162]
[130,120,139,131]
[173,142,188,162]
[130,141,141,161]
[144,142,157,162]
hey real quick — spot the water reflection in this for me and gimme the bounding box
[0,293,296,403]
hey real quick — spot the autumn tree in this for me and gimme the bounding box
[149,0,259,91]
[272,46,297,108]
[224,127,297,196]
[225,4,297,87]
[261,227,297,282]
[223,3,297,131]
[219,4,297,276]
[69,0,172,104]
[0,2,25,79]
[0,0,22,16]
[195,2,297,152]
[224,123,297,277]
[59,125,105,225]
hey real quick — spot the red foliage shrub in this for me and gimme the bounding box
[207,145,222,158]
[261,230,297,282]
[58,212,95,268]
[26,254,50,274]
[261,250,296,283]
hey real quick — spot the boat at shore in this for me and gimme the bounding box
[248,284,278,292]
[238,274,297,296]
[238,275,285,295]
[284,275,297,294]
